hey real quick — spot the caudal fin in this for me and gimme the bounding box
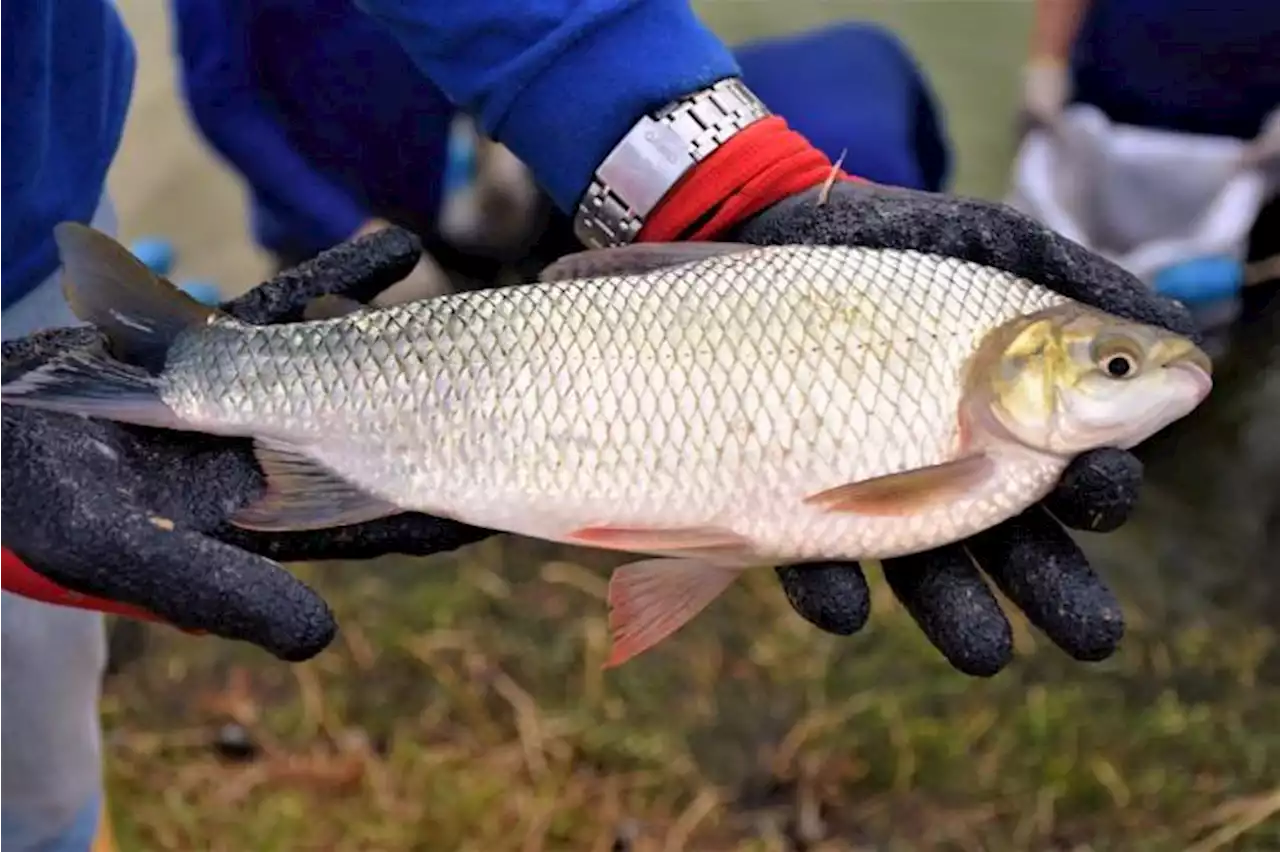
[54,222,222,373]
[0,346,182,429]
[0,222,221,429]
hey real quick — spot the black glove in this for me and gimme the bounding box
[2,228,488,662]
[729,181,1199,676]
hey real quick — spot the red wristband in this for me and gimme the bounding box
[637,115,862,243]
[2,545,176,626]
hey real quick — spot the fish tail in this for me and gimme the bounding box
[0,347,183,429]
[0,222,221,430]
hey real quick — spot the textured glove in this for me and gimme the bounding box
[1,228,489,662]
[729,180,1198,675]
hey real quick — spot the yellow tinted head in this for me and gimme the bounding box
[976,304,1213,455]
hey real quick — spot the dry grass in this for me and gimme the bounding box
[102,536,1280,851]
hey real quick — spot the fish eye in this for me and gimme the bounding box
[1104,354,1134,378]
[1091,333,1144,380]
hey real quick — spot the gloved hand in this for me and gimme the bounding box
[353,216,454,301]
[2,228,489,662]
[727,179,1198,676]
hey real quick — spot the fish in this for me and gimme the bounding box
[1,224,1213,667]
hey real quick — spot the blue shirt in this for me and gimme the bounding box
[1071,0,1280,140]
[355,0,739,215]
[2,0,739,306]
[1,0,135,309]
[173,0,457,260]
[177,8,950,261]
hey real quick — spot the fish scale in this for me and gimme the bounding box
[0,224,1214,667]
[160,244,1070,560]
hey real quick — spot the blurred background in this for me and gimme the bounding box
[100,1,1277,849]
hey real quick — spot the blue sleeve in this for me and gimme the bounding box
[2,0,136,306]
[171,0,370,248]
[355,0,741,213]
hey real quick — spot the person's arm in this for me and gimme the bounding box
[354,0,740,214]
[1021,0,1091,124]
[1029,0,1091,64]
[171,0,372,248]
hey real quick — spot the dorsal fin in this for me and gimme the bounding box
[303,294,367,321]
[54,222,223,373]
[538,242,757,282]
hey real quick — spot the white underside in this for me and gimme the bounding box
[305,439,1069,565]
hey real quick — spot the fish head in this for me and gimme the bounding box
[977,303,1213,456]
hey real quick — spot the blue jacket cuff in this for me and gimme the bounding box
[480,1,740,212]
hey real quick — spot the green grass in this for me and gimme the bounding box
[101,3,1280,849]
[103,541,1279,850]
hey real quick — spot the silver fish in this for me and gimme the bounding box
[1,224,1212,665]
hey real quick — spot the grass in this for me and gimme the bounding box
[102,535,1280,851]
[100,2,1279,849]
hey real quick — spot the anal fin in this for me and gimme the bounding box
[803,454,994,517]
[231,439,404,531]
[605,558,746,668]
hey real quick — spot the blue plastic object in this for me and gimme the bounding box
[128,237,175,277]
[1152,255,1244,305]
[443,119,478,199]
[177,279,222,306]
[127,237,221,304]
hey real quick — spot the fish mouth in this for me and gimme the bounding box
[1167,359,1213,401]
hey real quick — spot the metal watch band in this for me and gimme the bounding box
[572,77,772,248]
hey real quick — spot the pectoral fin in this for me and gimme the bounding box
[804,454,994,517]
[605,558,745,668]
[231,439,404,531]
[538,243,756,282]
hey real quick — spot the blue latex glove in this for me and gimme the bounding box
[1153,255,1244,304]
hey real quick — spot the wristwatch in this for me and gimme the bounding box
[572,77,772,248]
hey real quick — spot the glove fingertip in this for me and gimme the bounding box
[269,596,338,662]
[203,546,339,662]
[970,509,1126,663]
[1045,448,1143,532]
[882,549,1014,678]
[775,562,870,636]
[110,517,340,662]
[224,227,423,325]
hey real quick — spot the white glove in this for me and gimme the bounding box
[1022,57,1071,128]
